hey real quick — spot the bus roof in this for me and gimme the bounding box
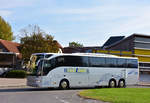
[31,53,58,55]
[46,53,138,60]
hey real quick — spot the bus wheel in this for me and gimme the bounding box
[109,79,116,88]
[118,79,126,88]
[59,79,69,89]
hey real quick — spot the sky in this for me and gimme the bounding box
[1,0,150,47]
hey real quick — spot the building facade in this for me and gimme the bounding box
[94,33,150,73]
[0,39,21,75]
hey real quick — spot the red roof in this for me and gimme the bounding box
[0,39,21,59]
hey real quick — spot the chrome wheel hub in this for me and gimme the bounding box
[120,81,124,87]
[61,81,67,89]
[111,81,115,87]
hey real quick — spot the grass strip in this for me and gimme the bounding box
[79,88,150,103]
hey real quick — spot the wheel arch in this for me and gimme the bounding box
[59,78,70,88]
[109,78,117,87]
[109,78,117,83]
[118,78,126,87]
[119,78,125,82]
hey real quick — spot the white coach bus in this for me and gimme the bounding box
[27,53,139,89]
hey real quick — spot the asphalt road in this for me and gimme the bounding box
[0,88,106,103]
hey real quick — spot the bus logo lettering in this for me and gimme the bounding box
[64,68,87,73]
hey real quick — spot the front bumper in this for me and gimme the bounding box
[27,76,42,87]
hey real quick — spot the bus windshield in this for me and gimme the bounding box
[36,57,64,76]
[30,54,53,65]
[28,54,53,75]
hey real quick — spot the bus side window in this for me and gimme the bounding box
[117,58,127,68]
[63,56,85,67]
[89,57,105,67]
[56,56,65,66]
[56,56,88,67]
[126,59,138,68]
[82,56,89,67]
[49,58,56,69]
[105,58,117,67]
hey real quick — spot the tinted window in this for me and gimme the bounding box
[41,56,138,75]
[89,57,105,67]
[82,56,89,66]
[105,58,117,67]
[63,56,88,67]
[65,56,81,66]
[126,59,138,68]
[56,56,65,67]
[43,58,56,75]
[117,58,126,67]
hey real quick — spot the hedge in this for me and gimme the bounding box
[5,70,27,78]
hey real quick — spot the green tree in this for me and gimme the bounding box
[19,25,59,60]
[69,41,83,47]
[0,16,13,41]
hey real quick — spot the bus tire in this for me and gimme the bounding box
[118,79,126,88]
[59,79,69,89]
[109,79,116,88]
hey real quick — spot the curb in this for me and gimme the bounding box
[139,82,150,86]
[77,91,110,103]
[77,92,95,100]
[0,85,27,88]
[138,84,150,86]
